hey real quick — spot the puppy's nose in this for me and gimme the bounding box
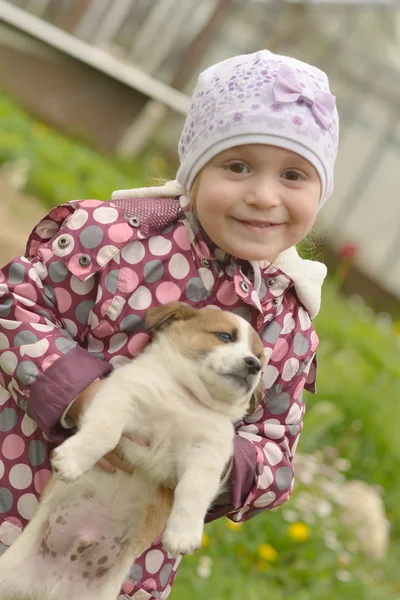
[244,356,261,375]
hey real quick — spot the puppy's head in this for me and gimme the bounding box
[145,303,265,414]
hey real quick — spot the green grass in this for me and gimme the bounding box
[1,92,399,600]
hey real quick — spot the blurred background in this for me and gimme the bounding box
[0,0,399,598]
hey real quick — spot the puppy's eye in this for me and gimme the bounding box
[215,332,233,343]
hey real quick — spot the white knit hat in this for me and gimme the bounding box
[176,49,339,208]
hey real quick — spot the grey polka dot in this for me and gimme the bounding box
[19,398,28,412]
[59,328,73,340]
[0,543,7,555]
[79,226,104,249]
[48,261,69,283]
[0,297,12,318]
[0,488,13,513]
[267,391,290,415]
[14,331,38,347]
[43,286,56,307]
[287,424,301,436]
[159,564,173,588]
[55,338,77,354]
[120,314,143,333]
[29,440,46,467]
[258,280,267,300]
[143,260,164,283]
[105,271,119,294]
[294,333,309,357]
[16,361,39,385]
[276,466,293,490]
[75,301,95,325]
[0,407,18,432]
[265,383,283,401]
[232,306,251,323]
[8,263,25,285]
[129,563,143,582]
[262,322,282,344]
[185,277,207,302]
[92,353,104,361]
[162,224,174,234]
[36,310,52,320]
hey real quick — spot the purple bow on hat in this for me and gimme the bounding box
[272,66,336,130]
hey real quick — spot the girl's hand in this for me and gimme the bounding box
[66,379,149,474]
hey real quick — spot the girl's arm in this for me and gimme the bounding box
[207,356,316,523]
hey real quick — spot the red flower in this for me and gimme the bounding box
[338,243,358,260]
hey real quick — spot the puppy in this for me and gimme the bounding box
[0,303,264,600]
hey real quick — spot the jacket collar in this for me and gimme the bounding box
[112,181,327,318]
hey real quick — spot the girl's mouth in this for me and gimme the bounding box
[234,218,282,230]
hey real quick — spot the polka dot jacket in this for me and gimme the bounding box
[0,193,322,599]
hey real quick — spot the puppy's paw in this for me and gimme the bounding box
[51,443,85,482]
[162,521,203,557]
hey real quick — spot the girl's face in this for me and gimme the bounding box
[191,144,321,263]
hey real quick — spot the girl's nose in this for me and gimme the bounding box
[244,179,281,209]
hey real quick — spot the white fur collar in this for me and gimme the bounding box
[112,181,327,318]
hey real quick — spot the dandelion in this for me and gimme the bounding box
[282,509,298,523]
[258,544,278,562]
[201,533,209,548]
[226,521,243,532]
[287,522,310,542]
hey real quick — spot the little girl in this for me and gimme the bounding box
[0,49,338,599]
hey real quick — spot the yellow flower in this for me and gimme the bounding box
[201,533,209,548]
[226,521,243,531]
[287,522,310,542]
[258,543,278,562]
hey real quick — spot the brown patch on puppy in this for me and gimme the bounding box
[145,302,197,332]
[246,380,265,417]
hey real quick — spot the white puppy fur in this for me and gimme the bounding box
[0,303,264,600]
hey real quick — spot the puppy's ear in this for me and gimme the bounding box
[145,302,198,333]
[246,380,264,418]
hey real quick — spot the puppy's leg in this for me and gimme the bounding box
[51,383,135,481]
[162,449,228,556]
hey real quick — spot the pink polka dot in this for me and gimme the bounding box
[49,206,71,221]
[6,516,22,528]
[2,434,25,460]
[155,282,181,304]
[310,330,319,352]
[143,579,157,590]
[100,299,113,317]
[0,271,5,283]
[14,284,37,303]
[121,580,135,594]
[92,321,115,338]
[271,338,289,361]
[34,469,52,494]
[15,306,40,323]
[42,354,60,372]
[79,200,103,207]
[216,281,239,306]
[127,333,150,357]
[173,226,191,251]
[119,268,139,293]
[108,223,134,243]
[54,288,72,313]
[195,241,210,259]
[39,248,54,263]
[68,254,92,278]
[294,377,306,400]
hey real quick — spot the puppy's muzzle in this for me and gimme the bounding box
[244,356,261,375]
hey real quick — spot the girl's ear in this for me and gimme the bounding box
[144,302,198,333]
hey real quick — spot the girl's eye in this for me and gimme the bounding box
[215,332,233,343]
[282,170,304,181]
[226,162,249,174]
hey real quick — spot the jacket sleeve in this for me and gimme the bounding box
[0,242,111,443]
[207,354,316,523]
